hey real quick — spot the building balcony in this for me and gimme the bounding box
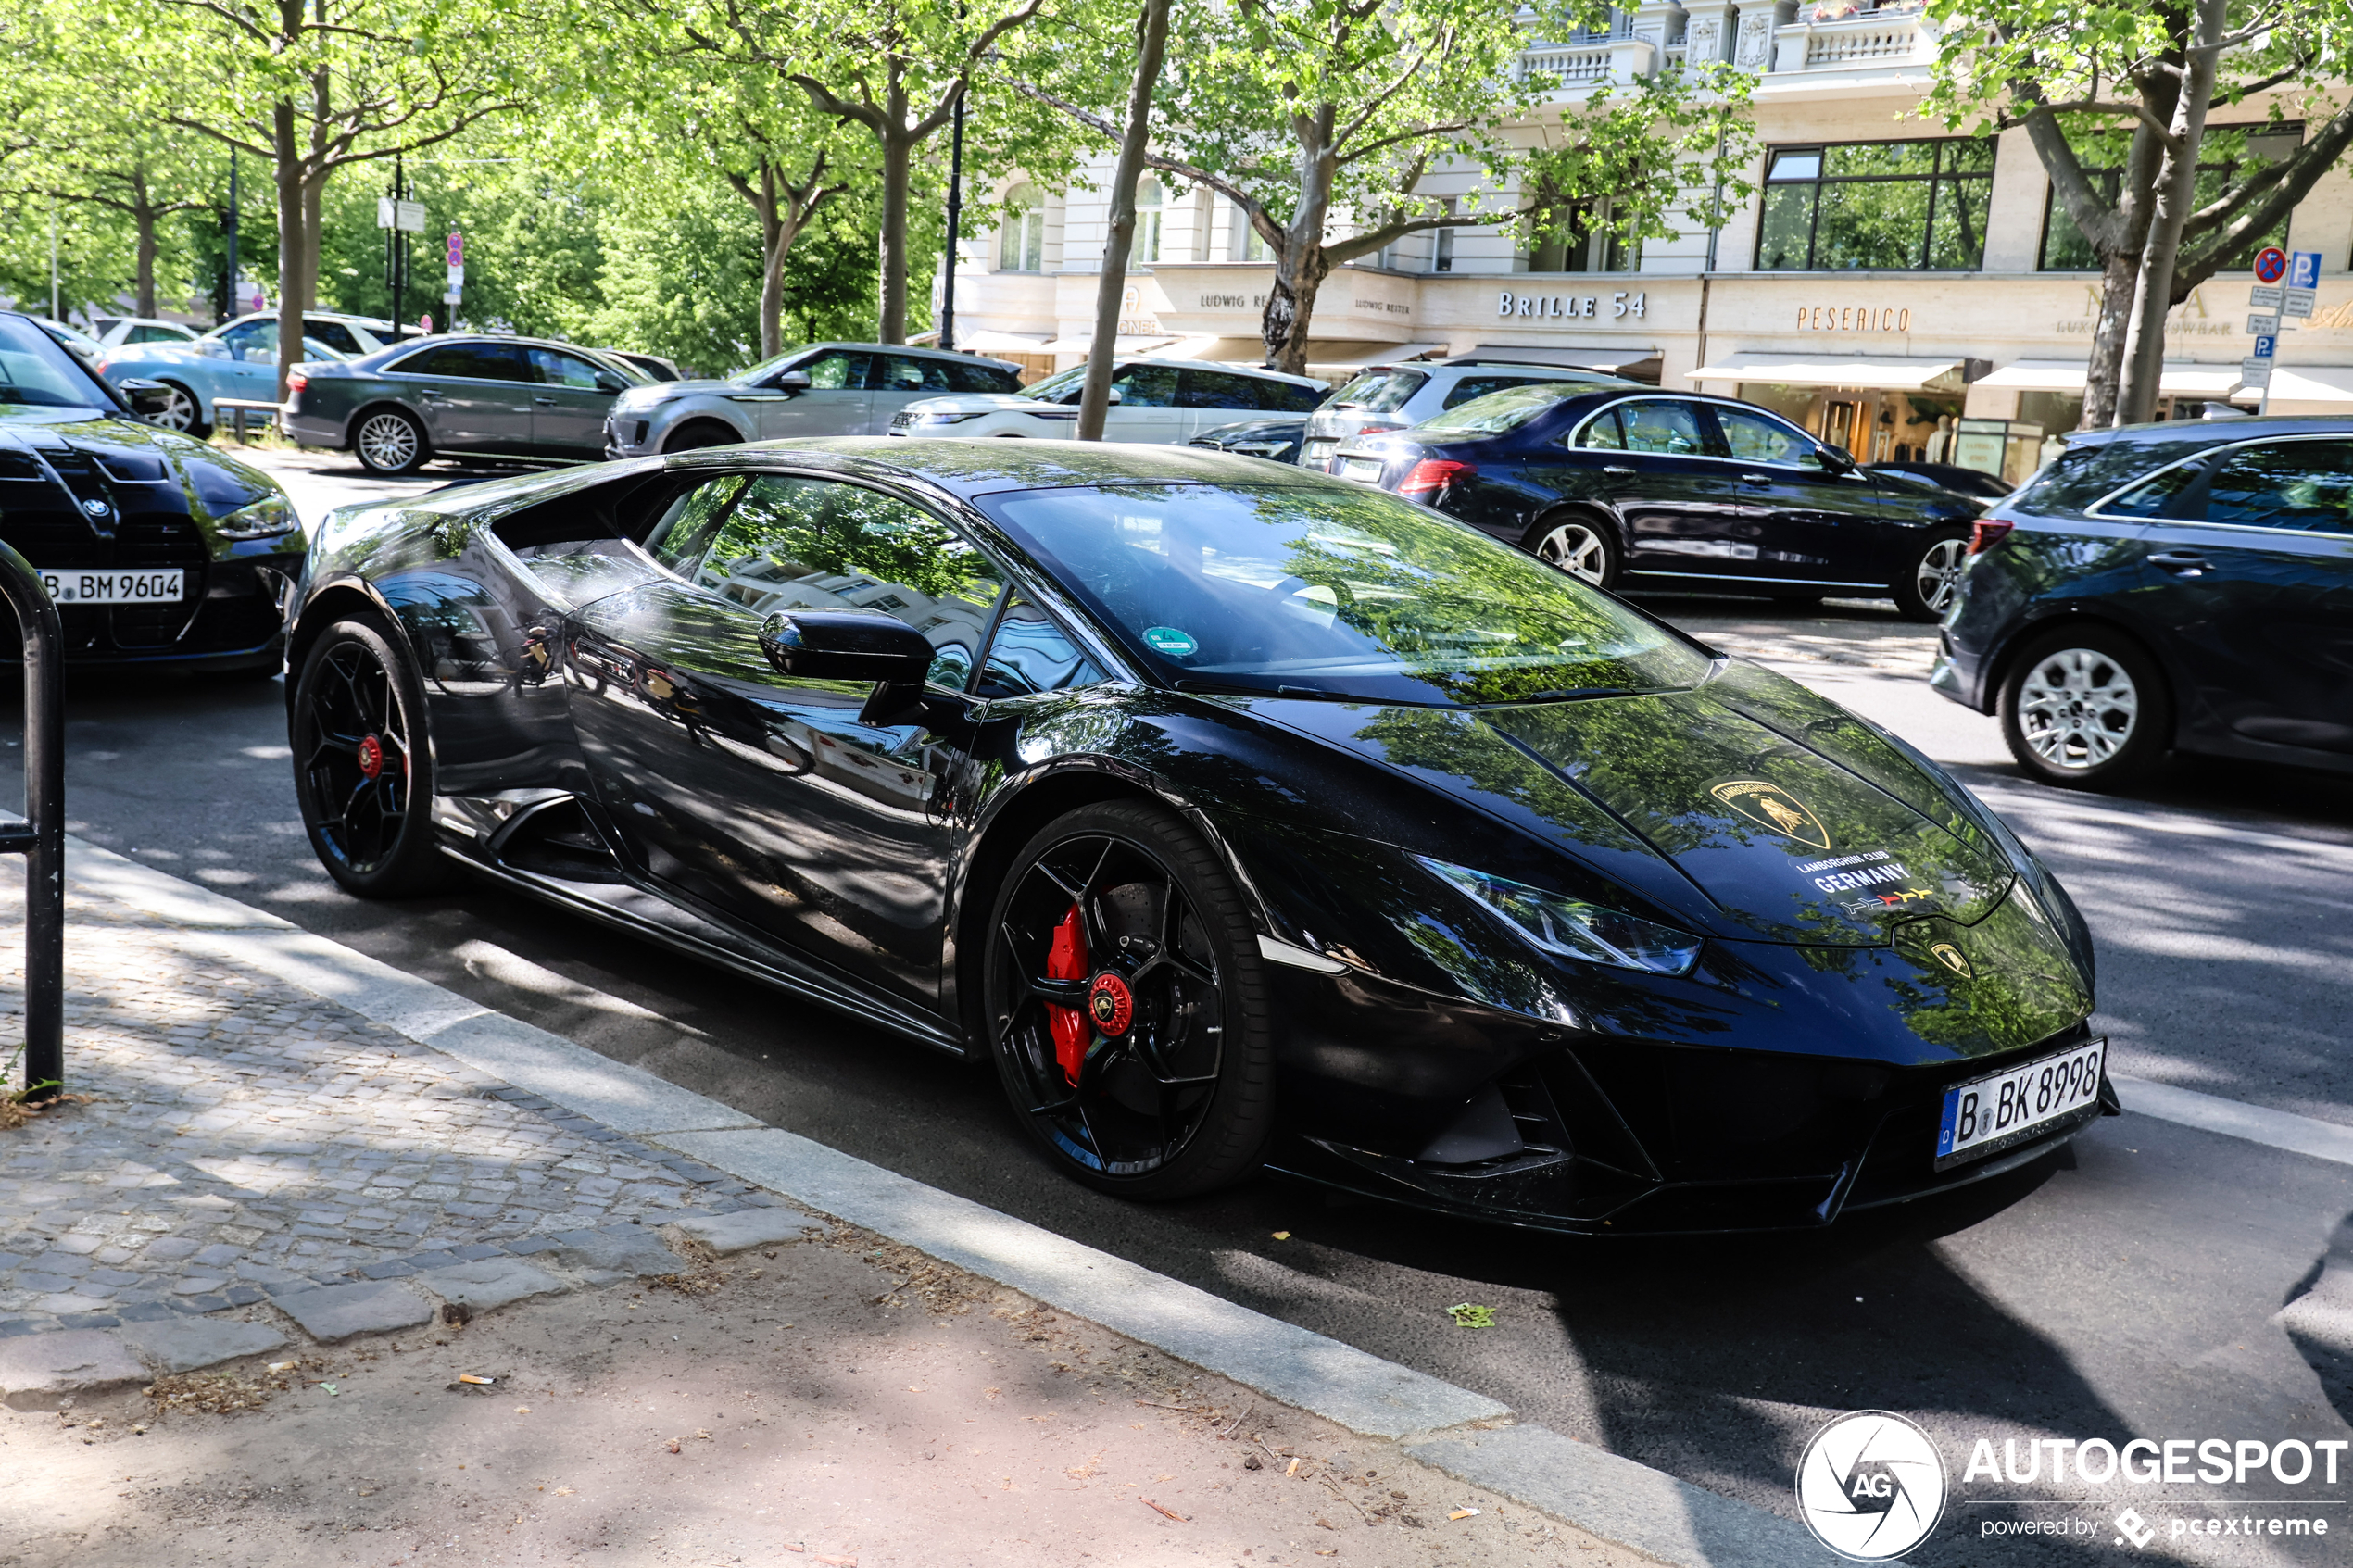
[1518,1,1941,89]
[1772,6,1939,73]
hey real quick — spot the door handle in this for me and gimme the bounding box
[419,388,441,400]
[533,397,558,406]
[2149,550,2208,574]
[1741,472,1773,483]
[1603,465,1634,476]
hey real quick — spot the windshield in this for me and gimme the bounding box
[728,347,819,384]
[975,482,1709,706]
[0,317,117,409]
[1416,382,1588,437]
[1019,365,1088,402]
[1328,369,1427,412]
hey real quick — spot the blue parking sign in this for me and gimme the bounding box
[2290,251,2323,290]
[2253,333,2278,359]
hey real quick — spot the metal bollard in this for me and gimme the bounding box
[0,542,64,1098]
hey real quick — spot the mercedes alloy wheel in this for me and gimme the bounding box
[1894,533,1970,621]
[1529,517,1620,588]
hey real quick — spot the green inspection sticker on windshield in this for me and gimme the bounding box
[1143,626,1199,658]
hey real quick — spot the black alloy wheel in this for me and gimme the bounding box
[1892,530,1972,621]
[291,617,448,896]
[985,801,1274,1199]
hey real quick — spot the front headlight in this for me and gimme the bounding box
[214,494,299,539]
[918,411,990,425]
[1418,857,1703,976]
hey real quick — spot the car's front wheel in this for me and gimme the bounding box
[353,408,429,475]
[1525,513,1622,588]
[663,420,739,453]
[984,800,1274,1200]
[1998,626,2171,790]
[291,616,448,896]
[1892,530,1971,621]
[151,382,208,439]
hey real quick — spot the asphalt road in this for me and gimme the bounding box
[11,446,2351,1563]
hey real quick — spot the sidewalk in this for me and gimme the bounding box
[0,845,1831,1568]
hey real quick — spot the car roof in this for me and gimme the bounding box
[2055,413,2353,448]
[625,436,1354,503]
[1103,356,1324,388]
[804,341,1023,370]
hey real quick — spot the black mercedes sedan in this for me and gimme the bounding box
[1327,383,1985,620]
[289,440,2105,1234]
[284,334,650,476]
[1932,416,2353,791]
[0,310,303,674]
[1189,415,1307,465]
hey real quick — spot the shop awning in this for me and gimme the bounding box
[1688,353,1966,391]
[1468,344,1663,381]
[954,330,1052,355]
[1156,335,1268,361]
[2262,365,2353,405]
[1971,358,2249,397]
[1035,332,1179,354]
[1303,341,1450,370]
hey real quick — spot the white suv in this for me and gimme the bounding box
[888,358,1327,443]
[1301,358,1631,470]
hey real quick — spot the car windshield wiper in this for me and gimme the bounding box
[1492,686,1644,705]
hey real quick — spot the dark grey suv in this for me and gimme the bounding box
[1932,416,2353,790]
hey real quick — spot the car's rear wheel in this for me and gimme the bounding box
[353,408,429,475]
[663,420,739,453]
[1892,531,1970,621]
[1998,626,2171,791]
[152,382,208,439]
[984,800,1274,1200]
[291,617,448,896]
[1525,514,1621,588]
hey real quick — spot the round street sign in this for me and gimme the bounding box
[2254,247,2289,283]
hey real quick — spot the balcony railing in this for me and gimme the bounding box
[1778,7,1939,71]
[1518,1,1940,90]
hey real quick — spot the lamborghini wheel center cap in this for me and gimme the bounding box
[1087,972,1135,1036]
[357,734,385,780]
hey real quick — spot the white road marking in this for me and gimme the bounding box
[2115,1073,2353,1169]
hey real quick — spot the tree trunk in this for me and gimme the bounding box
[132,192,159,320]
[2081,245,2143,430]
[273,99,308,403]
[876,130,912,345]
[1078,0,1174,441]
[2118,0,2226,425]
[1263,245,1330,377]
[755,169,786,361]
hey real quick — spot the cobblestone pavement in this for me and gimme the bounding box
[0,868,762,1344]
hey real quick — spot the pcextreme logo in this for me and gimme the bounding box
[1796,1411,1947,1560]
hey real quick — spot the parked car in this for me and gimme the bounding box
[30,318,104,368]
[1869,460,2014,502]
[284,333,652,474]
[604,343,1025,458]
[1327,383,1984,620]
[598,347,684,382]
[284,436,2100,1230]
[96,310,402,437]
[890,358,1327,444]
[89,317,204,350]
[1301,358,1631,470]
[1189,415,1307,464]
[0,310,304,674]
[1932,416,2353,790]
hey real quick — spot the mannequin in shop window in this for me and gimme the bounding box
[1925,414,1956,463]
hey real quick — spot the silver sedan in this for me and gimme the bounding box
[602,343,1026,457]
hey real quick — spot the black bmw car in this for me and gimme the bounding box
[1327,383,1985,620]
[288,440,2106,1233]
[0,310,303,673]
[1933,416,2353,790]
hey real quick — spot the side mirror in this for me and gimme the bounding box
[197,340,230,358]
[594,371,627,395]
[1814,445,1856,474]
[118,379,175,418]
[760,609,937,723]
[774,370,812,394]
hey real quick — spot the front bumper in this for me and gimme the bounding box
[603,413,656,459]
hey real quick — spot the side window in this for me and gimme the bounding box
[949,361,1021,395]
[303,320,365,356]
[642,475,749,575]
[220,320,277,362]
[530,347,609,389]
[976,593,1104,699]
[1619,399,1715,458]
[2202,441,2353,533]
[1108,364,1178,408]
[130,324,187,345]
[407,343,527,381]
[695,477,1006,687]
[1715,408,1815,466]
[1176,369,1268,410]
[797,351,872,391]
[1263,380,1327,413]
[1441,374,1541,410]
[2099,463,2205,521]
[1576,408,1626,450]
[877,355,954,394]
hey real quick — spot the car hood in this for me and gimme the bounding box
[1233,684,2013,946]
[906,394,1063,415]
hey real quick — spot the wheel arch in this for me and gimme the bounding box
[1520,500,1625,558]
[284,578,431,740]
[661,415,751,452]
[1986,609,2181,746]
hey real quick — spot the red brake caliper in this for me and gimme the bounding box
[1045,902,1089,1085]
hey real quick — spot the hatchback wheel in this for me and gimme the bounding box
[1526,515,1621,588]
[354,409,428,475]
[1998,627,2171,790]
[292,617,448,895]
[985,801,1274,1199]
[149,382,208,438]
[1893,531,1970,621]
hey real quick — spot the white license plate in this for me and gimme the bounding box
[40,568,184,605]
[1303,440,1337,460]
[1340,458,1385,483]
[1935,1038,2105,1169]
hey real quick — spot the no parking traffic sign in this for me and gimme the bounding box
[2254,247,2288,284]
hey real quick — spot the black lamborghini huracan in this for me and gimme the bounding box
[287,439,2108,1233]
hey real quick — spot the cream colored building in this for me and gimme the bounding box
[935,2,2353,474]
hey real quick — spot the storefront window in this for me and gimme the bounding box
[1755,138,1996,271]
[1000,184,1046,273]
[1734,383,1963,464]
[2039,124,2299,270]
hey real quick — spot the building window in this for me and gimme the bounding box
[1432,198,1457,272]
[1130,177,1163,266]
[2039,124,2299,271]
[1528,193,1641,273]
[1000,183,1045,272]
[1755,138,1996,271]
[1230,201,1272,262]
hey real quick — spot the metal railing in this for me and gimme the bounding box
[0,543,64,1098]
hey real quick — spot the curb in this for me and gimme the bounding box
[68,835,1832,1565]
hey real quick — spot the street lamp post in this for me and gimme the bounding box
[222,150,240,328]
[940,88,966,355]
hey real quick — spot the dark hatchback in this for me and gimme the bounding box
[284,334,648,476]
[1932,417,2353,790]
[1328,383,1984,620]
[0,311,302,674]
